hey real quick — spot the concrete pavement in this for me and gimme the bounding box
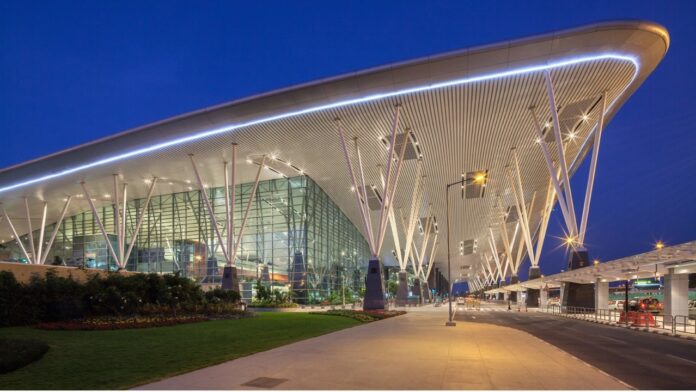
[137,306,627,390]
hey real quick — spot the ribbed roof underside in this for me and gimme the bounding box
[0,22,669,279]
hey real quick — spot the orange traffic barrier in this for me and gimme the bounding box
[619,311,656,327]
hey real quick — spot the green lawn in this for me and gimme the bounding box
[0,313,360,389]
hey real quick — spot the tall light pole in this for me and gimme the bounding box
[445,173,484,326]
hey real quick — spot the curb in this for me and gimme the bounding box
[549,313,696,341]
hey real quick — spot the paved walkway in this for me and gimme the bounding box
[137,306,628,390]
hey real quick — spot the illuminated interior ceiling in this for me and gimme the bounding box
[0,21,669,278]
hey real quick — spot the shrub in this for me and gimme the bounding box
[205,288,241,304]
[0,338,50,374]
[0,270,244,326]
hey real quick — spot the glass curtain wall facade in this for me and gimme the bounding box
[2,176,370,303]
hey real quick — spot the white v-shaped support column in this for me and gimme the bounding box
[231,155,266,263]
[488,228,504,281]
[381,160,423,271]
[2,208,31,263]
[190,149,266,267]
[530,72,608,249]
[336,105,410,259]
[82,177,157,270]
[422,234,438,282]
[40,197,73,265]
[507,150,538,267]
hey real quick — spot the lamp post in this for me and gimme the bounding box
[445,173,484,326]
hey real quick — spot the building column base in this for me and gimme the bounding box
[561,249,595,309]
[221,266,240,293]
[413,278,422,304]
[526,266,541,307]
[363,258,386,310]
[396,271,409,306]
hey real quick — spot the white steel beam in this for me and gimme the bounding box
[23,198,36,264]
[544,71,579,237]
[36,202,47,265]
[355,137,375,250]
[229,143,238,265]
[112,175,123,265]
[423,234,438,281]
[376,127,410,256]
[40,196,73,265]
[530,109,574,234]
[120,182,128,266]
[380,166,405,270]
[579,92,607,244]
[123,178,158,266]
[401,170,425,272]
[488,229,504,281]
[2,209,32,262]
[224,161,232,266]
[509,151,537,266]
[189,154,230,264]
[231,155,266,262]
[375,105,402,256]
[336,119,376,256]
[81,182,120,267]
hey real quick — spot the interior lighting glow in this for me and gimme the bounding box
[0,53,639,195]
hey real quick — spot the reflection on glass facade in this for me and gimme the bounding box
[3,176,370,302]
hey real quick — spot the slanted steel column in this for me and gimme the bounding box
[231,156,266,262]
[36,202,47,265]
[40,197,73,265]
[529,108,574,235]
[23,198,36,264]
[123,178,158,265]
[2,208,32,263]
[81,182,120,266]
[336,120,376,256]
[579,92,607,244]
[112,175,123,265]
[229,143,238,264]
[189,154,230,264]
[544,71,579,237]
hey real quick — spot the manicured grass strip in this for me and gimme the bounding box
[0,312,360,390]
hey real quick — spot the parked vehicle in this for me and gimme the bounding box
[630,297,662,313]
[608,300,626,310]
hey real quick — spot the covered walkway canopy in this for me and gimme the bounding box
[486,240,696,294]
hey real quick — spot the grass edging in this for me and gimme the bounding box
[0,312,361,389]
[0,338,50,374]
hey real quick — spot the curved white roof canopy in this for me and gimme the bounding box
[0,21,669,278]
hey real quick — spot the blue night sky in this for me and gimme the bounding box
[1,1,695,281]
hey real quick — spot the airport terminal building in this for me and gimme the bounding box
[0,21,671,307]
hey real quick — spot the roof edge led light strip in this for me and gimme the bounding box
[0,53,639,194]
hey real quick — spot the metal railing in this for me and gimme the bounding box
[541,304,696,336]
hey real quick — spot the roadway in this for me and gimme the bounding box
[455,303,696,389]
